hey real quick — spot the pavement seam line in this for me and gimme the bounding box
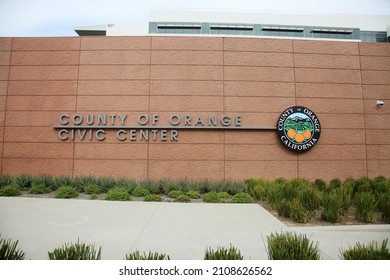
[129,202,161,251]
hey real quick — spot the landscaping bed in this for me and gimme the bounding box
[1,175,389,226]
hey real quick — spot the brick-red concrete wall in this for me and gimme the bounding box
[0,36,389,181]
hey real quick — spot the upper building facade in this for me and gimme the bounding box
[75,9,390,43]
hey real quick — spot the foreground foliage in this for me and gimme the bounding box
[204,245,243,260]
[48,239,101,260]
[0,235,26,260]
[266,232,320,260]
[340,239,390,260]
[124,250,170,260]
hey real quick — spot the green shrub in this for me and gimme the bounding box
[313,179,327,192]
[299,187,321,211]
[321,192,342,223]
[245,178,265,189]
[372,176,390,197]
[54,176,74,189]
[144,194,162,202]
[355,192,376,223]
[90,194,98,200]
[0,183,21,197]
[33,174,54,190]
[186,190,201,199]
[116,178,138,193]
[55,186,78,199]
[335,186,352,215]
[289,199,314,223]
[14,174,33,190]
[203,192,221,203]
[231,192,253,203]
[247,179,273,201]
[159,179,180,194]
[106,187,131,201]
[196,179,214,194]
[340,239,390,260]
[28,183,51,194]
[98,177,116,193]
[0,175,13,188]
[124,250,170,260]
[0,235,26,260]
[48,239,101,260]
[266,231,320,260]
[355,177,373,194]
[217,192,231,200]
[132,186,150,197]
[139,180,161,194]
[175,194,191,203]
[176,178,193,193]
[168,190,182,199]
[275,200,291,218]
[224,180,246,195]
[204,245,243,260]
[278,180,300,201]
[379,193,390,223]
[83,184,101,195]
[76,176,97,192]
[329,178,342,191]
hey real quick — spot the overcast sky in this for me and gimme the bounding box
[0,0,389,37]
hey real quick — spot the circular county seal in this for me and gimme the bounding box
[276,106,321,152]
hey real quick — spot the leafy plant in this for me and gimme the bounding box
[275,200,291,218]
[98,177,116,193]
[116,178,138,193]
[159,179,180,194]
[196,179,214,194]
[0,183,22,197]
[139,180,161,194]
[186,190,201,199]
[321,192,342,223]
[313,179,327,192]
[378,192,390,223]
[168,190,182,199]
[132,186,150,197]
[124,250,170,260]
[247,179,273,201]
[0,235,26,260]
[289,198,314,223]
[55,186,78,199]
[28,183,51,194]
[231,192,253,203]
[217,192,231,200]
[0,175,13,188]
[144,194,162,202]
[202,192,221,203]
[83,184,101,195]
[53,176,74,189]
[175,194,191,203]
[340,239,390,260]
[76,176,97,192]
[266,231,320,260]
[355,192,376,223]
[33,174,54,190]
[204,245,243,260]
[298,187,321,211]
[354,177,373,194]
[14,174,33,190]
[106,187,131,201]
[48,239,101,260]
[329,178,342,191]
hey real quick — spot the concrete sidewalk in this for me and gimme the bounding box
[0,197,389,260]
